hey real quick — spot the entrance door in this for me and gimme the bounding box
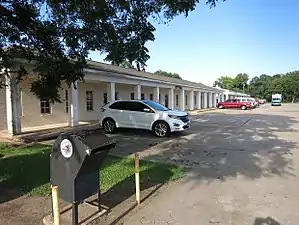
[165,94,169,107]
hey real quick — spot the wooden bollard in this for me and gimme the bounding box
[135,153,140,204]
[51,185,61,225]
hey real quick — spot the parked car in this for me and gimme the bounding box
[217,99,252,110]
[258,99,266,104]
[99,100,190,137]
[236,97,257,108]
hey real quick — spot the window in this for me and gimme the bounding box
[165,94,168,107]
[110,101,150,112]
[86,91,93,111]
[142,100,169,111]
[115,92,119,100]
[185,95,188,106]
[109,101,125,110]
[65,90,69,113]
[149,94,153,100]
[40,99,51,114]
[176,94,179,106]
[103,93,108,104]
[159,94,161,103]
[194,95,197,105]
[128,102,150,112]
[141,93,145,100]
[131,92,135,100]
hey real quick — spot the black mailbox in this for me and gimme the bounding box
[50,130,116,225]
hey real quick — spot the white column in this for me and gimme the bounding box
[209,92,213,108]
[134,84,141,100]
[196,91,201,109]
[168,88,174,109]
[153,87,159,102]
[160,94,165,105]
[225,92,229,101]
[107,82,115,102]
[189,90,194,110]
[6,73,21,134]
[180,88,185,111]
[213,93,217,107]
[110,82,115,101]
[203,92,208,108]
[70,81,79,127]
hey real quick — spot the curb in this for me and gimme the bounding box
[188,108,217,115]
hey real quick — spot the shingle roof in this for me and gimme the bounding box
[86,60,221,92]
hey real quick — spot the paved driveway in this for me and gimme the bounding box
[108,104,299,225]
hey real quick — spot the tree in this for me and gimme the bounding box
[1,0,225,102]
[213,76,235,90]
[233,73,249,91]
[247,71,299,102]
[214,71,299,102]
[119,60,135,69]
[154,70,182,79]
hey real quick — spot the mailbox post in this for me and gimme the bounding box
[50,130,116,225]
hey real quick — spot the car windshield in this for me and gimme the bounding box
[142,100,169,111]
[272,98,281,101]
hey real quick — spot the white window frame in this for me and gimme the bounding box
[40,99,51,114]
[86,91,94,111]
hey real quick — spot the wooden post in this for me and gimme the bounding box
[135,153,140,204]
[51,185,61,225]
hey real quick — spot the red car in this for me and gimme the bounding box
[217,99,252,110]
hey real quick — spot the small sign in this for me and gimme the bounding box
[60,139,73,158]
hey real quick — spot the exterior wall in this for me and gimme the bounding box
[1,66,222,131]
[0,88,7,130]
[20,78,69,128]
[77,81,106,122]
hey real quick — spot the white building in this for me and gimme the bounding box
[216,87,250,102]
[1,60,224,135]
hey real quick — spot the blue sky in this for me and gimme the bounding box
[89,0,299,86]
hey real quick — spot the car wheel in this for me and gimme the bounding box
[218,104,224,109]
[241,105,247,110]
[153,121,170,138]
[102,118,116,133]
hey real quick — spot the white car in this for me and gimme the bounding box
[99,100,191,137]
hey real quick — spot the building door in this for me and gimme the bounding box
[165,94,168,107]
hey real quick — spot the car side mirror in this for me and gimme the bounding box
[143,108,151,112]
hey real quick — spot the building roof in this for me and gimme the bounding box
[215,87,250,96]
[9,54,221,92]
[86,60,221,92]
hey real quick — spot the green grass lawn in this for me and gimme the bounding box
[0,143,186,197]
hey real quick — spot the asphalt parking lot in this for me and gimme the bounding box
[108,103,299,225]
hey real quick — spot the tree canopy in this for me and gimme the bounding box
[118,60,136,69]
[154,70,182,79]
[248,71,299,102]
[213,73,249,92]
[213,71,299,102]
[1,0,225,102]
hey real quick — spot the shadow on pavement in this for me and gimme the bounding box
[1,109,298,224]
[253,217,281,225]
[112,112,298,184]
